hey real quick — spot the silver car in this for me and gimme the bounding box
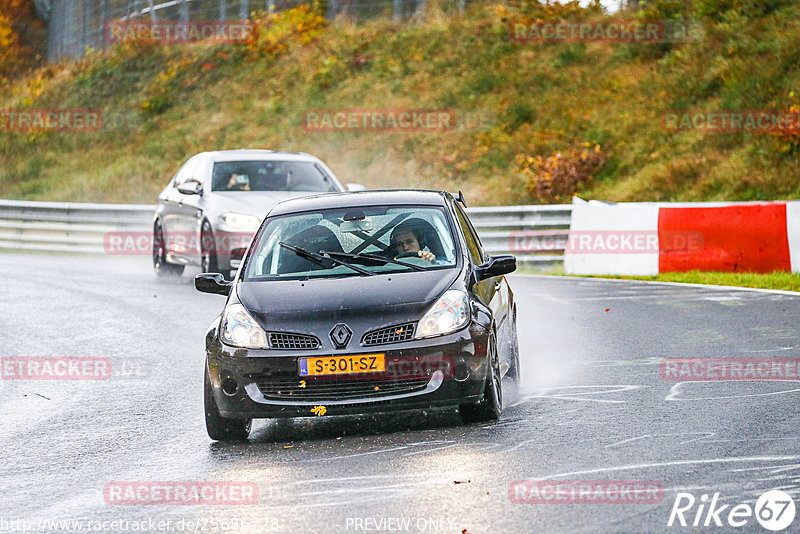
[153,149,360,277]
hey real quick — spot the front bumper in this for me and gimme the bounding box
[210,227,254,272]
[206,325,490,419]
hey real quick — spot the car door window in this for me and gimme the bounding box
[454,203,483,265]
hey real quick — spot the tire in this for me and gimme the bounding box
[153,221,185,277]
[459,332,503,424]
[204,366,251,441]
[506,306,521,387]
[200,222,219,274]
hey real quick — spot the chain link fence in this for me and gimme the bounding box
[41,0,474,61]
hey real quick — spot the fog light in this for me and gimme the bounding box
[221,376,239,396]
[454,361,470,381]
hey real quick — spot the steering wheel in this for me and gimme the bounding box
[395,252,420,259]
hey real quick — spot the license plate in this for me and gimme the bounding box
[298,354,385,377]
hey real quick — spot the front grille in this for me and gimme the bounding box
[268,332,321,350]
[362,323,415,346]
[253,375,429,401]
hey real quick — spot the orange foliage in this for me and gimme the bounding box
[768,103,800,154]
[517,144,606,202]
[0,0,42,80]
[0,13,25,79]
[247,6,327,56]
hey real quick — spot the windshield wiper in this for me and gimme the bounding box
[321,250,427,272]
[279,242,375,276]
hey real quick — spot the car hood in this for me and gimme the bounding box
[208,191,320,219]
[236,268,461,341]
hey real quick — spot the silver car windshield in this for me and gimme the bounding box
[211,160,336,192]
[244,206,458,280]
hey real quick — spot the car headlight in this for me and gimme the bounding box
[220,304,269,348]
[220,213,261,230]
[416,290,469,338]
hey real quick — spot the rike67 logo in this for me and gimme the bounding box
[668,490,796,531]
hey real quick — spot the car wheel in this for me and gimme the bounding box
[153,221,185,277]
[204,365,251,441]
[506,306,521,387]
[459,332,502,424]
[201,222,219,274]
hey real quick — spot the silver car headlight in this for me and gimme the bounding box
[220,304,269,348]
[415,290,469,338]
[220,213,261,230]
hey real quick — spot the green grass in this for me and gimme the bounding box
[529,267,800,292]
[1,2,800,205]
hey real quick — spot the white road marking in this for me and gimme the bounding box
[605,432,717,448]
[531,384,644,404]
[741,347,795,353]
[730,463,800,474]
[400,444,459,457]
[514,274,800,297]
[561,294,685,301]
[702,437,800,445]
[536,456,800,480]
[310,446,410,462]
[494,439,541,454]
[666,381,800,401]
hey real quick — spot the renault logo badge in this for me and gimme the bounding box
[330,324,352,349]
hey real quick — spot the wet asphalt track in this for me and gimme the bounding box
[1,253,799,534]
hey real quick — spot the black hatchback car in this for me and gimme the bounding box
[196,190,519,441]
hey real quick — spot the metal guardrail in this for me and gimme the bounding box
[0,199,572,268]
[0,199,154,254]
[467,204,571,269]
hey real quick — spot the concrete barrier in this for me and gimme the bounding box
[565,198,800,275]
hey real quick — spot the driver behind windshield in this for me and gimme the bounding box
[226,172,250,191]
[389,220,437,263]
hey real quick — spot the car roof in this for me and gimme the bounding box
[199,149,320,163]
[268,190,453,216]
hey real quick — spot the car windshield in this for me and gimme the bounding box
[244,205,458,280]
[211,160,336,192]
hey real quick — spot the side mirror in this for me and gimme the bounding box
[474,255,516,282]
[177,180,203,195]
[346,183,366,191]
[195,273,232,296]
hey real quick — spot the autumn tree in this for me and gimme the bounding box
[0,0,45,81]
